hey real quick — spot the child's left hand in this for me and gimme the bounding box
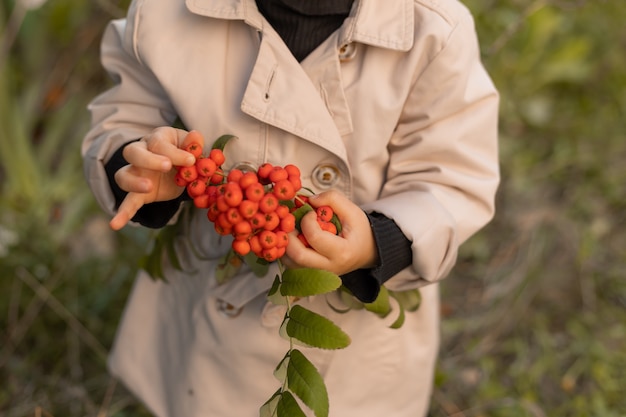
[284,190,379,276]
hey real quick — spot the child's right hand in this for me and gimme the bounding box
[109,127,203,230]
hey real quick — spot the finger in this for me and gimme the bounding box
[123,141,177,172]
[300,211,340,253]
[181,130,205,149]
[109,192,145,230]
[152,128,202,166]
[285,222,331,269]
[307,190,354,219]
[143,127,198,167]
[114,166,154,193]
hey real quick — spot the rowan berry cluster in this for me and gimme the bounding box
[173,136,338,262]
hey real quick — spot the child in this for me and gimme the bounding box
[82,0,499,416]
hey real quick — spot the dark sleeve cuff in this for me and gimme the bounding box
[104,140,188,229]
[340,212,413,303]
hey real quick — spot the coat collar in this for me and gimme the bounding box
[185,0,414,51]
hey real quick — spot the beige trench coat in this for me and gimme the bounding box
[82,0,499,415]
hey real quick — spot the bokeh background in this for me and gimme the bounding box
[1,0,625,416]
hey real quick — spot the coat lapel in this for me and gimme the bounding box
[240,25,349,161]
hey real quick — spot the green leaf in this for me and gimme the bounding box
[215,249,243,285]
[259,389,281,417]
[285,305,350,350]
[390,289,422,312]
[280,268,342,297]
[389,302,406,329]
[267,275,288,306]
[138,237,166,281]
[211,134,237,151]
[292,204,314,232]
[338,288,365,310]
[287,350,329,417]
[273,353,290,382]
[277,391,307,417]
[244,251,270,277]
[364,285,391,318]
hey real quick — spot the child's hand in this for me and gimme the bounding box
[284,190,379,276]
[109,127,202,230]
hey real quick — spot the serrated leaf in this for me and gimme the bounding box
[286,305,350,350]
[215,249,243,285]
[273,353,290,382]
[389,302,406,329]
[364,285,391,317]
[390,289,422,312]
[267,275,288,306]
[338,288,364,310]
[277,391,307,417]
[139,238,166,281]
[211,134,237,151]
[292,204,314,232]
[260,389,281,417]
[287,350,329,417]
[244,251,270,277]
[280,268,341,297]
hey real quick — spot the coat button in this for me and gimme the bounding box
[311,164,340,189]
[338,43,357,61]
[216,299,243,318]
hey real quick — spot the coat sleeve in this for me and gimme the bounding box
[361,10,500,291]
[81,7,179,220]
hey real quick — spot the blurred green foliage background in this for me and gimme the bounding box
[1,0,625,416]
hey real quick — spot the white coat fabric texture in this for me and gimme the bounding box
[82,0,500,416]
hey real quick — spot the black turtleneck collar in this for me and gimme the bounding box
[256,0,355,61]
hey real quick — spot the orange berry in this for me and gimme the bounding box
[275,231,289,248]
[274,204,290,219]
[239,171,259,189]
[223,182,244,207]
[284,164,300,178]
[193,194,210,209]
[288,175,302,192]
[319,220,338,235]
[233,220,253,240]
[232,239,251,256]
[257,163,273,180]
[263,211,281,231]
[226,207,243,225]
[259,193,278,213]
[216,195,230,212]
[249,235,263,255]
[316,206,334,222]
[262,246,279,262]
[269,166,289,183]
[178,165,198,182]
[279,214,296,233]
[227,169,244,184]
[209,148,225,166]
[273,179,296,201]
[238,200,259,219]
[174,172,188,187]
[187,179,206,198]
[196,157,217,177]
[245,182,265,202]
[210,168,225,185]
[250,212,267,230]
[259,230,278,249]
